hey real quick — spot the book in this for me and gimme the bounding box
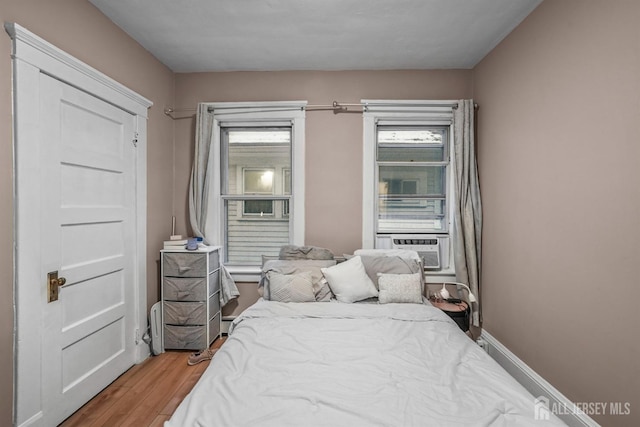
[163,239,188,249]
[164,239,188,246]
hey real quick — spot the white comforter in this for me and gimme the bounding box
[167,300,565,426]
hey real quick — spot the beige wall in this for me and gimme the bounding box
[473,0,640,425]
[0,1,175,424]
[4,1,638,425]
[173,70,473,255]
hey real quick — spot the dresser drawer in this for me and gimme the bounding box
[163,252,208,277]
[208,292,221,320]
[164,301,207,325]
[163,277,207,301]
[208,250,219,272]
[163,325,207,350]
[209,269,220,296]
[209,312,221,341]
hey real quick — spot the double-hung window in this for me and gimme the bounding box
[362,100,456,275]
[207,102,306,268]
[376,126,449,233]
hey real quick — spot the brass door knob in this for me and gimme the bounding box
[47,271,66,303]
[51,277,66,287]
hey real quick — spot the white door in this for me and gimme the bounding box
[39,73,137,425]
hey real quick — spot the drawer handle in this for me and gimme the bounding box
[176,290,189,299]
[178,266,192,273]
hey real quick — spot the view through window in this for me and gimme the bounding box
[222,128,292,264]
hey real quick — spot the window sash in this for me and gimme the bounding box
[206,101,306,267]
[375,124,450,234]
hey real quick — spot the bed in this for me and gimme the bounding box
[166,251,565,426]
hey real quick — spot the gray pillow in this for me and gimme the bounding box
[278,245,334,261]
[267,271,316,302]
[261,259,336,301]
[357,255,424,290]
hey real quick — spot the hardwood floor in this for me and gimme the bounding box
[59,338,226,427]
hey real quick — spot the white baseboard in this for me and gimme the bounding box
[480,331,599,427]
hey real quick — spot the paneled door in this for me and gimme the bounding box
[38,73,137,425]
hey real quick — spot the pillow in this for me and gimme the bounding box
[313,277,334,302]
[267,271,316,302]
[346,254,424,290]
[279,245,334,261]
[377,273,423,304]
[321,256,378,303]
[260,259,336,301]
[261,255,278,267]
[353,248,421,261]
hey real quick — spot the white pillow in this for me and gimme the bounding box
[321,256,378,303]
[377,273,423,304]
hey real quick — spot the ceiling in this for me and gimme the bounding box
[89,0,542,73]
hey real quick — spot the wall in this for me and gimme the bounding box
[0,1,175,424]
[173,70,473,255]
[473,0,640,425]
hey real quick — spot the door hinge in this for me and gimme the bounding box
[135,328,140,344]
[132,132,139,147]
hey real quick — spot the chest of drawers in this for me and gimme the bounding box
[161,246,221,350]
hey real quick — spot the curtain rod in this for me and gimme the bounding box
[164,101,478,119]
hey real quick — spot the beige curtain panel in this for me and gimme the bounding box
[452,99,483,327]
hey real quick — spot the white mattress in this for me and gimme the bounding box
[166,299,566,426]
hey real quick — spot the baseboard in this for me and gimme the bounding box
[479,331,599,427]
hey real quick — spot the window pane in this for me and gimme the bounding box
[244,169,274,194]
[379,165,445,196]
[225,200,289,265]
[378,128,444,144]
[377,127,446,162]
[243,200,273,215]
[225,128,291,196]
[229,130,291,144]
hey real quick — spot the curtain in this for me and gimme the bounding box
[189,104,214,241]
[452,99,483,327]
[188,103,239,306]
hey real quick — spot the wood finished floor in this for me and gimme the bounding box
[59,337,226,427]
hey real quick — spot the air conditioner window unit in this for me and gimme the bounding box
[391,234,441,269]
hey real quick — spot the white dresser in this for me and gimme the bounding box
[161,246,221,350]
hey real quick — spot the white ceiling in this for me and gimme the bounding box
[89,0,542,73]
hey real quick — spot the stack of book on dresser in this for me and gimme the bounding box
[163,235,187,250]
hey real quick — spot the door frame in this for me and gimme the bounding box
[6,23,152,427]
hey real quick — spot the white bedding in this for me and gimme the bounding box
[167,299,565,426]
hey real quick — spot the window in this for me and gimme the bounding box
[362,100,456,274]
[207,102,306,267]
[377,126,449,233]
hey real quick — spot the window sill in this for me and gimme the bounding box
[424,268,456,283]
[226,265,261,282]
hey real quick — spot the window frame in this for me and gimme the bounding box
[362,100,457,278]
[376,125,450,234]
[205,101,306,272]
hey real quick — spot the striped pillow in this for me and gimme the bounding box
[266,271,316,302]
